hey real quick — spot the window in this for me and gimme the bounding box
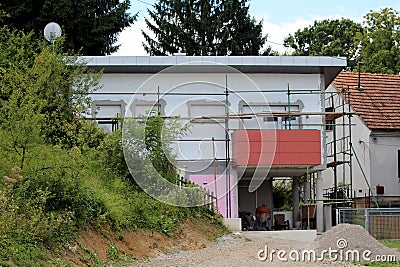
[96,105,123,118]
[240,102,301,130]
[91,100,126,132]
[263,116,278,122]
[130,99,166,117]
[325,107,334,131]
[187,100,227,123]
[398,150,400,179]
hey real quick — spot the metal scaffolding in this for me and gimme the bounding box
[85,82,354,221]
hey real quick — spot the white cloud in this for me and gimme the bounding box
[262,18,312,54]
[261,13,362,54]
[113,19,148,56]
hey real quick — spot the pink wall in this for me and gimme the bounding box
[189,174,236,218]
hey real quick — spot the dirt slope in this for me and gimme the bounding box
[59,219,226,266]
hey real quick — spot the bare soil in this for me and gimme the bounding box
[59,219,226,266]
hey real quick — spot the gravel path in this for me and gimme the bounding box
[131,233,361,267]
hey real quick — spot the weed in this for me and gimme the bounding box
[79,242,104,267]
[49,258,74,267]
[107,241,121,261]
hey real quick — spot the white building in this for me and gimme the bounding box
[325,72,400,208]
[82,55,347,231]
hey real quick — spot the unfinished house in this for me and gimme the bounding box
[82,55,348,232]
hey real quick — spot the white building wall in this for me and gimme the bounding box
[349,115,372,195]
[369,133,400,196]
[91,73,325,166]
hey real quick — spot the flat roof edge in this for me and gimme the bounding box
[80,55,347,68]
[80,56,346,88]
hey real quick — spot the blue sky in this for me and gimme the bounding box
[113,0,400,55]
[247,0,400,24]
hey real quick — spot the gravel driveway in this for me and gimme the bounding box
[131,233,361,267]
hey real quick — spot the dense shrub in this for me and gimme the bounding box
[0,137,222,265]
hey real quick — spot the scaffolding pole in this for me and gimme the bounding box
[225,74,231,218]
[86,80,355,221]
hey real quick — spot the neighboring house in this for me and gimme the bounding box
[82,55,347,232]
[325,72,400,208]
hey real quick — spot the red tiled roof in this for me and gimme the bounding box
[333,72,400,131]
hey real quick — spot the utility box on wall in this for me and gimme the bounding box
[376,185,384,195]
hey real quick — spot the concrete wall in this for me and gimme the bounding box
[369,132,400,196]
[189,174,237,218]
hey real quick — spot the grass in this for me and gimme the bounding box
[380,240,400,252]
[0,125,225,266]
[361,240,400,266]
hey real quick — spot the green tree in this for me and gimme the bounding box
[284,19,363,70]
[142,0,267,55]
[0,0,136,55]
[0,27,102,161]
[144,113,183,183]
[357,8,400,74]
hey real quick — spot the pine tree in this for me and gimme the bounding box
[0,0,136,55]
[142,0,267,56]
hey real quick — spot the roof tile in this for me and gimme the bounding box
[333,72,400,130]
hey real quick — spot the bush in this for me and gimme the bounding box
[0,144,106,265]
[0,132,222,265]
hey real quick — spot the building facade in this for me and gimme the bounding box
[83,55,347,231]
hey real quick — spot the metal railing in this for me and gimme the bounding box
[177,176,217,211]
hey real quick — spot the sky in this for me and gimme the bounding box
[112,0,400,56]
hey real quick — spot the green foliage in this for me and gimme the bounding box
[0,134,220,265]
[285,8,400,74]
[0,144,109,263]
[97,129,131,179]
[361,242,400,265]
[144,114,182,183]
[49,258,74,267]
[143,0,268,55]
[357,8,400,74]
[0,24,223,266]
[0,28,102,152]
[1,0,137,55]
[357,235,399,266]
[362,262,399,267]
[107,241,121,261]
[79,242,104,267]
[121,115,212,206]
[284,18,363,70]
[273,180,292,211]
